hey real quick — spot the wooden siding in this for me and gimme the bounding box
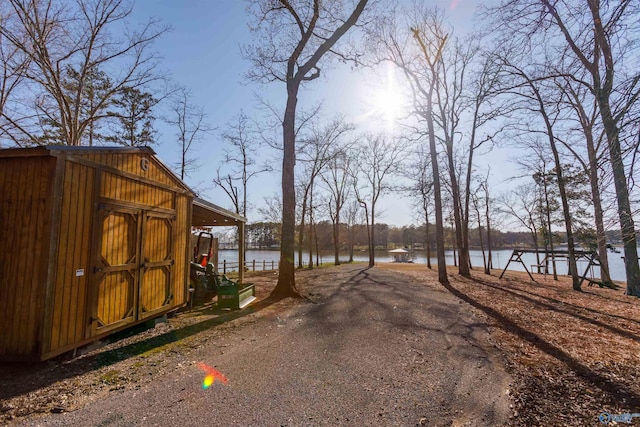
[81,152,177,189]
[173,195,190,306]
[48,161,95,354]
[139,213,173,317]
[0,148,194,360]
[100,172,174,209]
[92,206,139,334]
[0,156,55,359]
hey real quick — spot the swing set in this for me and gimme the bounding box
[499,249,619,289]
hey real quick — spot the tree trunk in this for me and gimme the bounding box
[549,154,580,290]
[273,82,301,298]
[484,185,493,274]
[541,0,639,295]
[315,223,320,266]
[181,148,186,180]
[598,95,640,295]
[428,109,448,284]
[362,204,372,267]
[531,222,541,273]
[348,226,354,263]
[425,208,432,269]
[479,224,486,272]
[533,83,580,290]
[542,174,558,280]
[585,125,612,284]
[369,204,375,267]
[409,26,447,284]
[242,157,248,269]
[333,208,341,265]
[308,181,314,269]
[474,199,487,272]
[297,195,307,269]
[591,2,640,295]
[463,111,480,275]
[451,218,457,267]
[446,149,469,277]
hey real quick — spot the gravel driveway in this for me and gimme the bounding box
[21,265,511,426]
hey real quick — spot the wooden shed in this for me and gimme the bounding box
[0,146,195,361]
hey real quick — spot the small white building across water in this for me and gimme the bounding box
[389,248,412,263]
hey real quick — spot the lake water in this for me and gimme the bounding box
[218,248,634,282]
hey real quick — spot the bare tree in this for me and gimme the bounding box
[295,117,350,268]
[213,111,272,261]
[352,133,403,267]
[412,17,449,284]
[33,65,115,145]
[166,87,213,181]
[543,0,640,295]
[366,5,449,281]
[525,68,581,289]
[244,0,371,297]
[0,6,30,141]
[322,149,354,266]
[403,145,433,269]
[500,183,543,270]
[373,6,449,284]
[344,199,360,263]
[534,153,561,280]
[0,0,167,146]
[478,173,494,274]
[471,192,487,272]
[554,76,614,284]
[215,172,241,214]
[458,51,507,275]
[0,5,34,145]
[214,111,271,217]
[488,0,640,295]
[258,192,282,225]
[433,36,473,277]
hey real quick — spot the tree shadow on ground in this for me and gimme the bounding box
[441,277,640,407]
[304,266,497,366]
[471,276,640,341]
[0,295,285,401]
[495,276,640,326]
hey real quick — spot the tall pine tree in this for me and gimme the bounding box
[106,86,157,146]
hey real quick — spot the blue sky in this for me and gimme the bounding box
[130,0,509,226]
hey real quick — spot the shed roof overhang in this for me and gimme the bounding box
[192,197,246,227]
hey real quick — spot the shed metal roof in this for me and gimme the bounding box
[192,197,246,226]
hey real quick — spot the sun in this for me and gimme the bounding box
[355,63,408,132]
[369,64,407,131]
[373,87,405,124]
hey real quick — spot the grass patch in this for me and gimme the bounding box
[99,370,120,385]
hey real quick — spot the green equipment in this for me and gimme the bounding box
[190,232,218,304]
[216,275,257,310]
[189,231,256,309]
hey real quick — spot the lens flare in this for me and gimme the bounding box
[202,374,215,389]
[197,362,228,389]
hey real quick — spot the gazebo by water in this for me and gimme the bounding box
[389,248,412,263]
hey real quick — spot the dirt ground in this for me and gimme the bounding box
[1,263,639,426]
[380,263,640,426]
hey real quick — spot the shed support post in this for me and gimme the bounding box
[238,221,245,284]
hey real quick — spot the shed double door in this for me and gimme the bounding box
[90,204,175,335]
